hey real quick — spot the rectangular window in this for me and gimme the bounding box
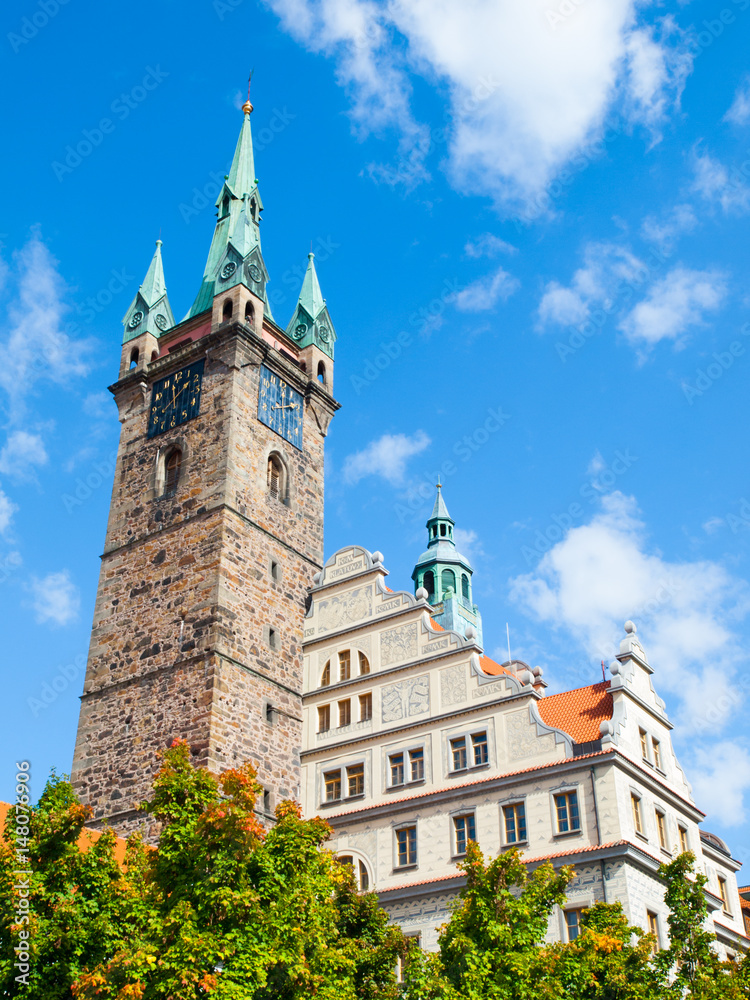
[395,826,417,868]
[317,704,330,733]
[639,728,649,760]
[632,794,644,835]
[554,791,581,833]
[503,802,527,844]
[453,813,476,856]
[652,738,662,770]
[268,627,278,650]
[656,811,667,849]
[678,825,688,853]
[719,877,730,914]
[397,934,421,982]
[409,748,424,782]
[451,737,468,771]
[565,909,583,941]
[359,692,372,722]
[472,732,489,766]
[647,911,660,953]
[390,752,405,787]
[339,650,351,681]
[324,770,341,802]
[338,699,351,727]
[347,764,364,797]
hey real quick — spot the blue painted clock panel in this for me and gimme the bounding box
[147,360,204,438]
[257,364,303,449]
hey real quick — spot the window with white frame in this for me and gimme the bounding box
[453,813,476,857]
[359,692,372,722]
[347,764,364,797]
[655,810,667,850]
[337,855,370,892]
[395,825,417,868]
[639,728,649,761]
[554,790,581,834]
[678,825,689,853]
[565,908,585,941]
[502,802,527,844]
[647,911,660,953]
[718,876,731,914]
[652,737,663,770]
[324,770,341,802]
[631,793,644,836]
[388,746,425,787]
[449,730,489,772]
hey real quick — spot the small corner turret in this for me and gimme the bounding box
[411,483,483,646]
[287,252,337,393]
[120,239,175,378]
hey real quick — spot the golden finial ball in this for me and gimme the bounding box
[242,99,254,115]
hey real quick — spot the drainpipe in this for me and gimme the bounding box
[590,766,607,903]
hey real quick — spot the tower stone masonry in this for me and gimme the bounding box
[71,98,339,836]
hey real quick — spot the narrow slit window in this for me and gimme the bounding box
[338,699,351,727]
[267,455,284,501]
[339,650,351,681]
[317,705,330,733]
[321,660,331,687]
[164,449,181,497]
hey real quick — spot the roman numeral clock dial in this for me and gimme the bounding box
[147,360,204,438]
[258,363,303,449]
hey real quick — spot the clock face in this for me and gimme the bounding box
[258,364,303,450]
[147,360,204,439]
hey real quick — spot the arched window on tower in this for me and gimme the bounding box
[461,573,470,602]
[441,569,456,598]
[423,570,435,601]
[164,449,182,498]
[129,348,139,370]
[222,299,233,322]
[317,361,326,386]
[267,453,285,502]
[244,300,254,326]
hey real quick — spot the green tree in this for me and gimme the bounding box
[1,743,403,1000]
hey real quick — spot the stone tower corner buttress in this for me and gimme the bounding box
[71,95,340,837]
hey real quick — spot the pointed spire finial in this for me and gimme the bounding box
[242,69,254,116]
[436,476,442,489]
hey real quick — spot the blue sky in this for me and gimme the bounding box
[1,0,749,865]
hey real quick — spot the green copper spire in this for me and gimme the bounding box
[186,97,271,320]
[122,240,175,343]
[412,485,483,646]
[286,253,337,358]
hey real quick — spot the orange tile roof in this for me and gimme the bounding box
[0,801,129,865]
[479,654,511,676]
[537,681,613,744]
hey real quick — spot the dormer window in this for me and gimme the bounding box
[221,195,230,218]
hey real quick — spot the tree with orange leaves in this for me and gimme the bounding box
[1,742,403,1000]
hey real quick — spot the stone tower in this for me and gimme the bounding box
[411,484,483,645]
[71,97,339,835]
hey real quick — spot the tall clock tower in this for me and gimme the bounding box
[71,97,339,835]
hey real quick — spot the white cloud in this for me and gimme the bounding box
[538,242,646,328]
[691,148,750,214]
[30,569,80,626]
[454,527,482,562]
[453,266,519,313]
[640,203,697,251]
[0,431,49,481]
[702,516,725,535]
[690,741,750,827]
[618,266,726,347]
[343,430,430,485]
[264,0,692,212]
[464,233,517,258]
[0,232,92,419]
[510,492,749,734]
[724,75,750,126]
[0,489,17,534]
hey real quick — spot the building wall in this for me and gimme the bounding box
[73,318,333,834]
